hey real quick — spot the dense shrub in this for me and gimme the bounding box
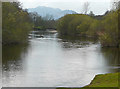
[2,2,33,44]
[57,11,119,47]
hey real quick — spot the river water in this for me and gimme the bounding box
[2,32,120,87]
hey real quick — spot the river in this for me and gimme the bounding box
[2,32,120,87]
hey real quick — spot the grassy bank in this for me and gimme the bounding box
[57,73,119,89]
[85,73,119,87]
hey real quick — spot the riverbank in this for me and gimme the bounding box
[57,72,119,89]
[57,10,119,47]
[85,73,119,87]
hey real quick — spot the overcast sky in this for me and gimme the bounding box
[18,0,113,15]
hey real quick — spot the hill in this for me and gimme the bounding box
[28,6,77,19]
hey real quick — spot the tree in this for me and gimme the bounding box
[2,2,33,44]
[111,0,120,10]
[89,11,94,17]
[82,2,90,14]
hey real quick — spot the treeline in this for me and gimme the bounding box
[57,4,120,47]
[30,12,56,30]
[2,2,33,45]
[2,2,57,45]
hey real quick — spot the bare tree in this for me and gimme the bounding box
[82,2,90,14]
[111,0,120,10]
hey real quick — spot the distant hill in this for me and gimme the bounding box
[28,6,77,19]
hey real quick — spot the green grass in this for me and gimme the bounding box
[85,73,119,87]
[57,72,119,89]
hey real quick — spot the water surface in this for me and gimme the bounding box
[2,32,120,87]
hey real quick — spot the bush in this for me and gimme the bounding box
[2,2,33,45]
[99,11,118,47]
[57,11,119,47]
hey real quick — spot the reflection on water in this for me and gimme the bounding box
[101,48,120,68]
[2,44,29,87]
[2,32,120,87]
[59,35,98,48]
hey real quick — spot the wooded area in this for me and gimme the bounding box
[57,1,120,47]
[2,2,56,45]
[2,1,120,47]
[2,2,33,44]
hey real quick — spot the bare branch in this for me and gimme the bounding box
[82,2,90,14]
